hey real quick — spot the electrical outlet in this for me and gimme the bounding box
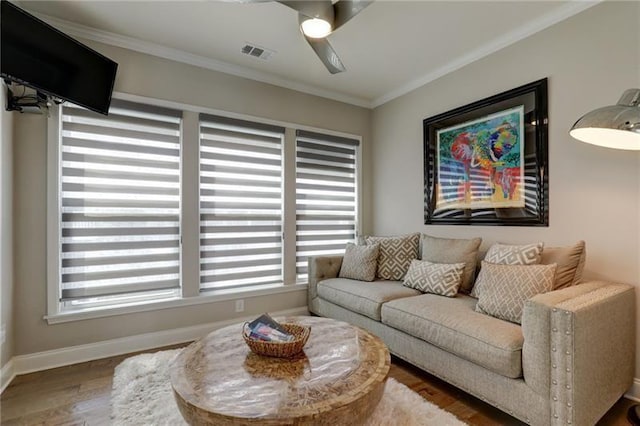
[235,299,244,313]
[0,324,5,345]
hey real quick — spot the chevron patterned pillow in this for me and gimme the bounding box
[338,243,379,282]
[484,242,544,265]
[365,233,420,280]
[403,260,466,297]
[471,243,544,298]
[474,261,557,324]
[421,234,482,294]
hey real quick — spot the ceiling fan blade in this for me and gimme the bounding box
[332,0,372,31]
[278,1,333,19]
[303,35,346,74]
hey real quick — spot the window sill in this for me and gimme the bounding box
[44,282,308,325]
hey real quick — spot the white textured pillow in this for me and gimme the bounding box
[338,243,379,282]
[403,260,466,297]
[474,261,557,324]
[484,242,544,265]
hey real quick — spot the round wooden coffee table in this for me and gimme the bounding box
[170,316,390,426]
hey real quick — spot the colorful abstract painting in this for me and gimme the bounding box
[436,105,525,210]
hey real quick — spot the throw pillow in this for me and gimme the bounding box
[364,233,420,280]
[471,242,544,298]
[474,261,557,324]
[338,243,379,282]
[484,242,544,265]
[421,234,482,294]
[403,259,466,297]
[540,241,586,290]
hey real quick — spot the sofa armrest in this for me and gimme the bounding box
[307,256,343,311]
[521,281,635,425]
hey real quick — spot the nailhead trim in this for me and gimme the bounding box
[550,306,575,425]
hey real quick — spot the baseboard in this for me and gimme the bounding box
[2,306,308,392]
[0,359,15,394]
[625,378,640,402]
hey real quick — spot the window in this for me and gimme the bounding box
[199,115,285,292]
[48,94,361,319]
[55,99,182,310]
[295,130,359,281]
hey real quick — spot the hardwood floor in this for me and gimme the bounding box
[389,358,633,426]
[0,344,634,425]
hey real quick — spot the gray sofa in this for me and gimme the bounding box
[307,255,635,426]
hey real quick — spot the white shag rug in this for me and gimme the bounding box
[111,349,466,426]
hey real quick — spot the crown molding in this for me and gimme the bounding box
[25,2,600,110]
[26,11,372,109]
[370,0,602,108]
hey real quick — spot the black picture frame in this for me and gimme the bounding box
[423,78,548,226]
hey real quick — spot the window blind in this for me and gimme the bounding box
[59,100,182,306]
[199,114,284,292]
[295,130,358,280]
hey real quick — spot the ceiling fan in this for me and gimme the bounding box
[263,1,372,74]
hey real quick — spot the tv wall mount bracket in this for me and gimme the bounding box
[4,80,62,113]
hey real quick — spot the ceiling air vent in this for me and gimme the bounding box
[241,43,275,61]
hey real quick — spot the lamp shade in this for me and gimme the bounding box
[569,88,640,150]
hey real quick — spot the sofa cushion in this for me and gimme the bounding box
[403,259,465,297]
[317,278,421,321]
[364,233,420,280]
[381,293,524,378]
[540,241,586,290]
[474,262,557,324]
[338,243,379,282]
[420,234,482,294]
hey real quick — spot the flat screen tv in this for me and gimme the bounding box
[1,1,118,115]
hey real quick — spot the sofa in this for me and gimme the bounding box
[307,236,635,426]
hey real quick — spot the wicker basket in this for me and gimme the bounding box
[243,323,311,358]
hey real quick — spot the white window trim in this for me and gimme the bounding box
[46,103,63,320]
[44,282,308,324]
[45,91,362,324]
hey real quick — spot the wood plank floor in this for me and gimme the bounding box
[0,343,634,425]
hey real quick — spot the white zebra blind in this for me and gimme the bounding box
[199,114,285,292]
[59,99,182,306]
[295,130,359,280]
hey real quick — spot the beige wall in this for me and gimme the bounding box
[372,2,640,372]
[9,2,639,379]
[1,89,15,368]
[12,40,372,355]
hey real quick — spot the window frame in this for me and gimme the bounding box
[198,113,286,293]
[45,91,362,323]
[294,130,361,282]
[55,99,184,309]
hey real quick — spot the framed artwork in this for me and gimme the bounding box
[423,78,548,226]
